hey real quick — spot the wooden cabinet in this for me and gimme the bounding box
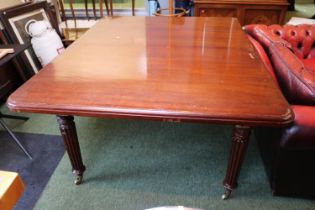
[0,31,26,102]
[194,0,288,25]
[0,62,21,101]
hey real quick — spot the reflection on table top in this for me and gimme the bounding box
[8,17,292,126]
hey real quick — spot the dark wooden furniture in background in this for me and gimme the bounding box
[194,0,288,25]
[0,1,62,74]
[0,32,31,101]
[0,63,20,101]
[0,45,30,70]
[287,0,295,11]
[0,44,32,159]
[0,34,19,101]
[7,17,293,199]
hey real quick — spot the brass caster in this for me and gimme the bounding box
[222,189,231,200]
[74,175,83,185]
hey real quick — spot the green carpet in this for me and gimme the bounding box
[1,106,314,210]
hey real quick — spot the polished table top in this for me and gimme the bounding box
[8,17,292,126]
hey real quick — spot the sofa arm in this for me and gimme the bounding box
[246,35,278,84]
[281,105,315,149]
[269,43,315,105]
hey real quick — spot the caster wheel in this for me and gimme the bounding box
[74,175,83,185]
[222,189,231,200]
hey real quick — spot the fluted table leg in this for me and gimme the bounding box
[222,125,251,200]
[57,115,86,185]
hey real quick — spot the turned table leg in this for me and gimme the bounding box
[132,0,135,16]
[57,115,86,185]
[222,125,251,200]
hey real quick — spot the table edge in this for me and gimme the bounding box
[7,100,294,127]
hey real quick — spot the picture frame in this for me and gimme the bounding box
[0,1,60,74]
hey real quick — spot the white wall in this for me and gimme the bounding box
[0,0,22,9]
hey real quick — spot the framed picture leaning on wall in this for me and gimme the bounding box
[0,1,60,74]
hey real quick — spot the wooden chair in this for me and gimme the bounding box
[154,0,189,16]
[55,0,136,43]
[107,0,135,16]
[57,0,111,42]
[58,0,135,24]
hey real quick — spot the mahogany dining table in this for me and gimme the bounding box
[7,16,293,199]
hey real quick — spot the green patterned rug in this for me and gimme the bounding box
[1,106,314,210]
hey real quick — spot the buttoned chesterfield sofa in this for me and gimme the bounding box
[243,24,315,198]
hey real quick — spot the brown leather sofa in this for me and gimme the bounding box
[243,24,315,198]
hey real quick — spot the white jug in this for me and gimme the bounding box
[25,20,64,66]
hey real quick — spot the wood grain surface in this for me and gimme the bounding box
[7,17,293,126]
[194,0,288,25]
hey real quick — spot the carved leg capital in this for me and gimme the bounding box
[222,125,251,199]
[57,115,86,185]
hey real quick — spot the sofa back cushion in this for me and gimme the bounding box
[269,25,315,59]
[245,24,315,59]
[244,24,315,105]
